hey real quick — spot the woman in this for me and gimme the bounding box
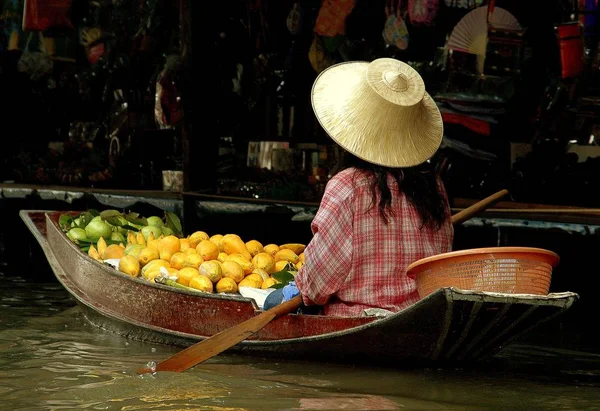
[266,58,453,316]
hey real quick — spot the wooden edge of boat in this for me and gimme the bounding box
[20,210,581,364]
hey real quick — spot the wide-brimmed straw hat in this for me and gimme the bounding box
[311,58,443,168]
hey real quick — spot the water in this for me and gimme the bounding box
[1,269,599,411]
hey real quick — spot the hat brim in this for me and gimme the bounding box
[311,61,443,168]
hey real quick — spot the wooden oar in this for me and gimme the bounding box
[136,188,509,374]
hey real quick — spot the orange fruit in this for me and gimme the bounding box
[102,244,125,260]
[182,253,204,269]
[263,244,280,256]
[252,253,275,274]
[158,235,180,261]
[216,277,238,293]
[196,240,219,261]
[221,260,245,283]
[199,260,223,283]
[261,277,279,289]
[245,240,264,257]
[177,267,200,287]
[228,254,254,275]
[222,234,252,260]
[169,252,187,270]
[238,277,261,289]
[209,234,224,252]
[189,275,213,293]
[138,247,159,266]
[179,238,191,252]
[188,231,209,248]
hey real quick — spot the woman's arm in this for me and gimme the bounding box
[295,176,354,306]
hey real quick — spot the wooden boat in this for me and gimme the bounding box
[21,210,579,365]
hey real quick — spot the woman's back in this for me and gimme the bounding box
[295,167,453,317]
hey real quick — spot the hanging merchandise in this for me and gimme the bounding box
[80,27,108,65]
[407,0,439,26]
[556,22,584,79]
[315,0,356,37]
[444,0,482,8]
[309,35,336,73]
[447,5,521,73]
[17,32,53,81]
[155,55,184,129]
[382,0,409,50]
[287,2,303,35]
[22,0,73,32]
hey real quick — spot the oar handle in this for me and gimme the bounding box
[450,189,509,226]
[270,294,303,318]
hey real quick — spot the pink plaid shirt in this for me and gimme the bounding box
[295,168,453,317]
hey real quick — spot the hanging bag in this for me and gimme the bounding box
[556,22,584,79]
[22,0,73,31]
[407,0,438,26]
[315,0,356,37]
[382,0,409,50]
[17,32,53,81]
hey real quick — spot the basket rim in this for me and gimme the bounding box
[406,246,560,277]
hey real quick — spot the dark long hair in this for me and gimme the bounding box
[331,151,448,230]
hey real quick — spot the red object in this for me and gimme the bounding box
[442,112,491,136]
[295,168,454,317]
[407,247,559,298]
[23,0,73,31]
[557,22,584,79]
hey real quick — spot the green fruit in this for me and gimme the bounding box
[67,228,87,242]
[141,225,162,241]
[161,226,174,236]
[110,232,126,243]
[124,244,145,259]
[91,216,103,223]
[85,220,112,240]
[146,216,164,227]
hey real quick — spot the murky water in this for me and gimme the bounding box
[1,269,599,411]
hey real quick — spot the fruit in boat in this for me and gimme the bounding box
[158,235,180,261]
[228,254,254,275]
[275,249,299,264]
[189,275,213,293]
[299,253,305,263]
[177,267,201,287]
[102,244,125,260]
[88,245,101,261]
[85,219,112,239]
[244,273,264,287]
[97,237,108,256]
[279,243,306,255]
[127,232,137,246]
[196,240,219,261]
[179,238,191,252]
[142,225,162,241]
[209,234,224,251]
[147,237,161,252]
[245,240,263,257]
[274,260,292,272]
[146,216,164,227]
[141,259,170,277]
[182,253,203,269]
[67,228,87,242]
[217,252,229,262]
[263,244,280,256]
[138,247,159,266]
[199,260,222,283]
[222,234,252,260]
[238,277,261,289]
[161,226,173,236]
[119,255,140,277]
[136,232,146,246]
[250,268,270,281]
[252,253,275,274]
[216,277,238,293]
[296,261,304,270]
[261,278,279,289]
[169,252,187,270]
[188,231,209,248]
[221,260,244,283]
[110,232,125,243]
[124,244,145,259]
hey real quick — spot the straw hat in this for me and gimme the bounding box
[311,58,443,168]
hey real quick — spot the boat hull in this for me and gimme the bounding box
[20,210,579,365]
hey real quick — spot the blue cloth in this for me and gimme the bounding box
[264,288,284,310]
[282,281,299,302]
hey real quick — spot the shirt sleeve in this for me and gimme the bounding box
[295,176,354,307]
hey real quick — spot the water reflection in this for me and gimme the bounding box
[1,272,599,411]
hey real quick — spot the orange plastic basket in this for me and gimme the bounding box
[406,247,559,298]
